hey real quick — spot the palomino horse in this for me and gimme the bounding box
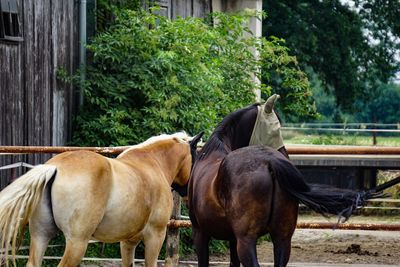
[0,132,202,267]
[188,95,375,267]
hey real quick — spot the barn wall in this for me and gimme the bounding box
[50,0,78,147]
[0,40,25,187]
[160,0,211,19]
[0,0,78,185]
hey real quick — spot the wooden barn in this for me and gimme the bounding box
[0,0,262,187]
[0,0,79,186]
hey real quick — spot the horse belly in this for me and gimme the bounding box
[201,217,233,240]
[92,211,149,242]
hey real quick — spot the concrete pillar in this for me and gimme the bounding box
[212,0,262,38]
[212,0,262,101]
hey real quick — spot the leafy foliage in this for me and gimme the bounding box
[263,0,400,111]
[307,69,342,122]
[260,37,317,121]
[96,0,142,31]
[71,8,315,146]
[353,83,400,123]
[309,80,400,124]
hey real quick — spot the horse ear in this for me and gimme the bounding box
[190,131,204,149]
[265,94,280,114]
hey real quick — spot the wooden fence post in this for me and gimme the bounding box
[165,191,181,267]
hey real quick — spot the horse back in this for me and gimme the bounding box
[47,150,113,193]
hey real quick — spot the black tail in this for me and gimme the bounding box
[366,175,400,195]
[268,156,379,222]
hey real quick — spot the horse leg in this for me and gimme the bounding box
[143,227,167,267]
[268,195,297,267]
[27,224,57,267]
[193,228,211,267]
[57,238,89,267]
[270,234,292,267]
[268,210,297,266]
[236,236,259,267]
[27,186,58,267]
[121,239,140,267]
[229,239,240,267]
[56,219,99,267]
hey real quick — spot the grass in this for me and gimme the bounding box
[282,130,400,146]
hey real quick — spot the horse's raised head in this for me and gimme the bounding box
[172,131,204,197]
[196,94,288,161]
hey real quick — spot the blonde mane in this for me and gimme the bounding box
[118,131,190,158]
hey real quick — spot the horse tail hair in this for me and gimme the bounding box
[268,157,377,222]
[0,164,57,267]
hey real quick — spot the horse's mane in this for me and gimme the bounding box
[118,131,190,158]
[199,104,259,160]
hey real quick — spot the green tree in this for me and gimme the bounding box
[260,37,317,122]
[354,83,400,123]
[69,8,315,146]
[262,0,400,111]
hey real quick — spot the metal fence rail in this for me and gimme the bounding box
[167,219,400,231]
[2,144,400,155]
[0,145,127,155]
[286,145,400,155]
[284,123,400,128]
[283,127,400,133]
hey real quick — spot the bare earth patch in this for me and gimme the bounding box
[207,214,400,266]
[82,215,400,266]
[255,228,400,265]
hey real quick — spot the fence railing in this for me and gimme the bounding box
[2,144,400,155]
[283,123,400,128]
[283,127,400,133]
[2,144,400,265]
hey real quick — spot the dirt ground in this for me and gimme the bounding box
[205,214,400,266]
[82,214,400,266]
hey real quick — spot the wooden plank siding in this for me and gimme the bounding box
[171,0,211,19]
[192,0,211,18]
[0,41,25,187]
[0,0,78,185]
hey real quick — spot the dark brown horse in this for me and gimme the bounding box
[188,95,375,267]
